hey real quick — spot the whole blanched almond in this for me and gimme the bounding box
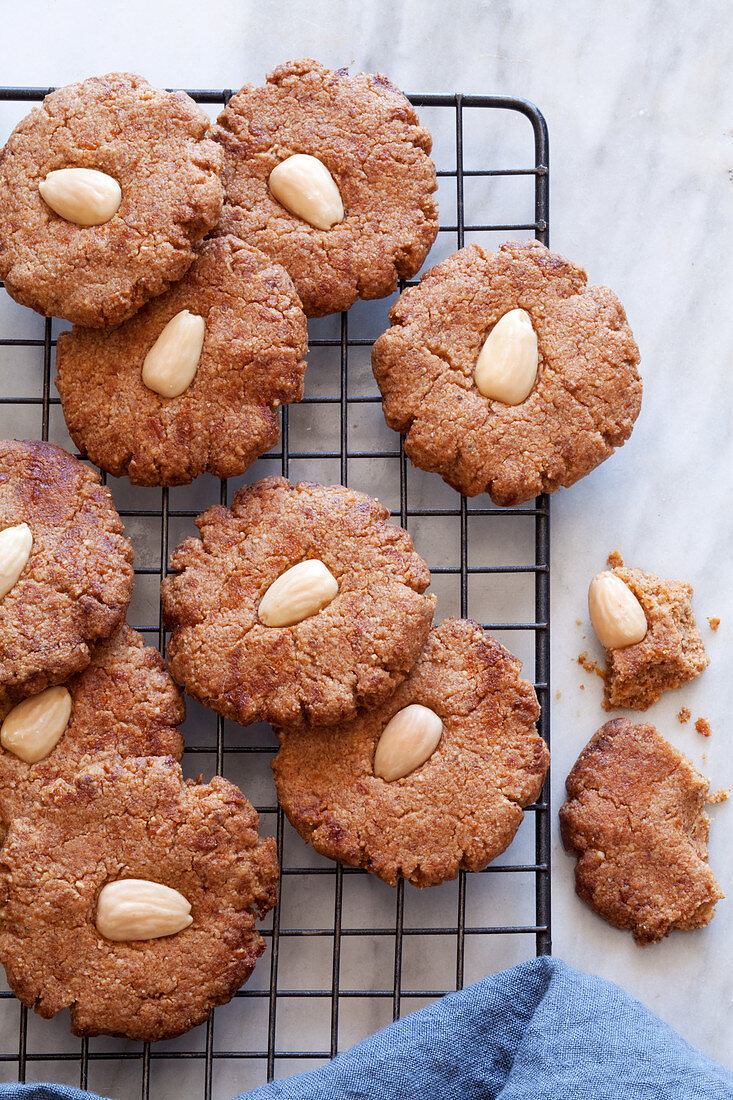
[588,571,648,649]
[39,168,122,226]
[95,879,193,941]
[0,522,33,600]
[474,308,539,404]
[258,559,338,628]
[0,686,72,764]
[268,154,345,231]
[141,310,205,398]
[373,704,443,782]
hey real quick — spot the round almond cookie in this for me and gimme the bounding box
[0,440,134,706]
[0,756,278,1040]
[273,618,548,887]
[213,57,438,317]
[372,240,642,506]
[0,73,223,327]
[161,477,436,731]
[56,235,308,486]
[0,624,185,830]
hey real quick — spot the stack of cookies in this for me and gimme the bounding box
[4,51,712,1048]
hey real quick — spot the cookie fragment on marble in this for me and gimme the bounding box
[559,718,723,945]
[594,552,708,710]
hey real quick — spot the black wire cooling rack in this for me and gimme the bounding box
[0,87,550,1098]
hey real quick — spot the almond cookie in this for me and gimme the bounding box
[213,58,438,317]
[372,240,642,506]
[161,477,436,731]
[0,755,278,1040]
[560,719,723,945]
[0,73,222,327]
[56,235,308,486]
[0,624,184,831]
[589,552,709,711]
[0,440,134,706]
[273,618,548,887]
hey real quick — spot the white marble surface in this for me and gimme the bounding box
[1,0,733,1090]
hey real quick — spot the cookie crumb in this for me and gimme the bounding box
[606,548,624,569]
[708,617,720,632]
[575,618,582,626]
[709,788,730,805]
[695,717,712,738]
[555,690,562,700]
[677,707,691,724]
[577,652,606,680]
[579,684,585,690]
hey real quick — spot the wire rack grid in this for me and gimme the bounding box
[0,86,550,1099]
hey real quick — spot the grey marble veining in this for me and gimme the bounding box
[1,0,732,1090]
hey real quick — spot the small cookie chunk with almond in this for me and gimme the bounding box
[0,440,134,707]
[560,719,723,945]
[0,756,278,1040]
[0,625,184,830]
[56,236,308,486]
[273,618,548,887]
[588,553,708,710]
[161,477,436,731]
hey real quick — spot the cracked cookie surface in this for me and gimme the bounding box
[372,240,642,505]
[599,552,709,710]
[213,58,438,317]
[0,756,278,1040]
[0,440,134,706]
[0,624,184,829]
[560,718,723,945]
[161,477,436,731]
[56,236,308,486]
[273,618,548,887]
[0,72,223,326]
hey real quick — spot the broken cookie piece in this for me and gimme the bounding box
[589,552,708,710]
[559,718,723,945]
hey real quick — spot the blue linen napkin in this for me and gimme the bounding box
[1,957,731,1100]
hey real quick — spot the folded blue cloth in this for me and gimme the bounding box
[1,957,731,1100]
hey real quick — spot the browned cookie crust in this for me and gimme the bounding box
[0,624,184,828]
[0,73,223,327]
[56,236,308,486]
[560,719,723,945]
[213,58,438,317]
[372,240,642,506]
[0,440,134,705]
[273,618,548,887]
[161,477,436,731]
[599,555,709,710]
[0,756,278,1040]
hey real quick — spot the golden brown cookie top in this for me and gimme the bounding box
[161,476,436,731]
[0,440,134,705]
[560,718,723,945]
[273,618,548,887]
[372,240,642,505]
[0,756,278,1041]
[213,58,438,317]
[597,555,709,710]
[56,235,308,486]
[0,625,185,827]
[0,73,223,326]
